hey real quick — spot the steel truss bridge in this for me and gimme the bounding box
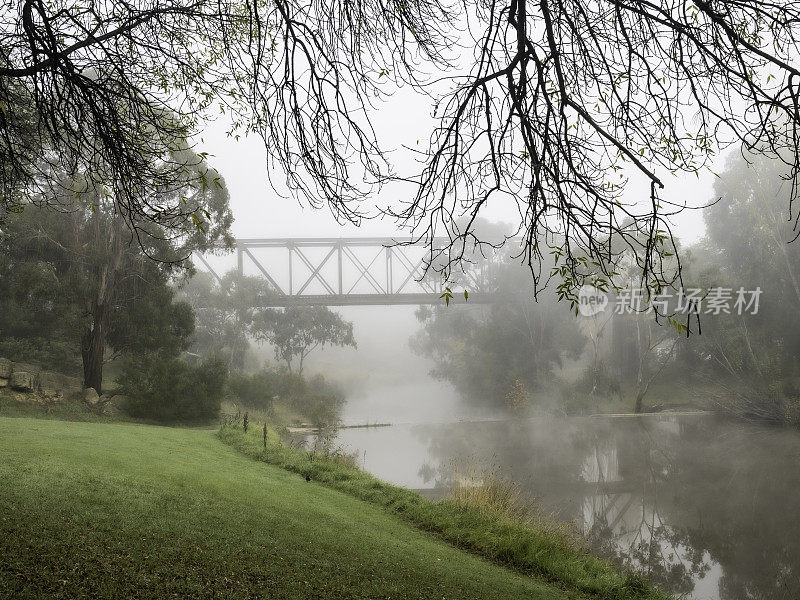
[194,237,496,307]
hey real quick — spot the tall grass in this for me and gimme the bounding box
[448,459,580,552]
[450,460,529,520]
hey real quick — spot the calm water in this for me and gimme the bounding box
[329,392,800,600]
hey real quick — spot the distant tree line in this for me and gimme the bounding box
[414,154,800,426]
[179,271,356,375]
[179,271,355,427]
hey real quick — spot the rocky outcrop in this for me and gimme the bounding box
[83,387,100,406]
[0,358,11,380]
[10,371,36,392]
[100,394,126,416]
[0,357,82,403]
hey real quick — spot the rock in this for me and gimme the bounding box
[0,358,11,379]
[39,371,82,400]
[83,387,100,406]
[0,378,7,388]
[39,372,61,398]
[102,394,127,416]
[10,371,36,392]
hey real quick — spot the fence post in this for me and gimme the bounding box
[243,411,248,434]
[263,422,267,450]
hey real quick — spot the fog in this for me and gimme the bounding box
[119,129,800,600]
[179,141,800,600]
[5,5,800,599]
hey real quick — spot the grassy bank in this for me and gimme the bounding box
[219,423,672,600]
[1,417,593,599]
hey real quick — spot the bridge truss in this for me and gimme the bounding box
[195,238,495,306]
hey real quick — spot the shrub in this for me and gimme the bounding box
[117,356,227,424]
[290,373,344,423]
[504,379,531,415]
[449,460,530,521]
[0,336,81,375]
[227,370,278,411]
[227,367,344,426]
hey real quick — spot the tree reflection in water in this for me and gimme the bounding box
[408,414,800,600]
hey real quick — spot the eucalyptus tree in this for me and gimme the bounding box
[252,306,356,375]
[681,151,800,419]
[411,254,586,410]
[4,1,800,307]
[179,271,277,371]
[0,148,232,392]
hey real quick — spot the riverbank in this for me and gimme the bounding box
[219,422,673,600]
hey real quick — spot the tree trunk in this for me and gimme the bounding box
[633,391,644,414]
[81,213,124,394]
[82,303,110,393]
[633,317,647,413]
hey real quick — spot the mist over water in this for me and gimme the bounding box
[340,381,498,425]
[302,295,800,599]
[300,305,504,425]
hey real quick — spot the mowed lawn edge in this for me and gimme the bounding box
[219,423,674,600]
[0,417,583,600]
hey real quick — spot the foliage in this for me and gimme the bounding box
[226,370,278,411]
[449,460,531,522]
[0,152,232,391]
[285,373,345,428]
[504,380,531,415]
[180,271,275,371]
[253,306,356,374]
[117,356,227,424]
[413,242,585,409]
[0,337,81,376]
[674,151,800,421]
[226,366,344,428]
[180,273,357,379]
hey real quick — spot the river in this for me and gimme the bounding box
[324,384,800,600]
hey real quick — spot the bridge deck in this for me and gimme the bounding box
[257,293,494,307]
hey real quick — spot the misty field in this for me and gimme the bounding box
[0,417,581,600]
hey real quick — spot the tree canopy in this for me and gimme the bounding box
[673,151,800,419]
[5,1,800,302]
[253,306,357,375]
[180,271,276,371]
[0,147,233,392]
[412,244,585,410]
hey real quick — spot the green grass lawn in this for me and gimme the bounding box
[0,417,583,599]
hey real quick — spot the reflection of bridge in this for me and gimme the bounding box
[195,237,496,307]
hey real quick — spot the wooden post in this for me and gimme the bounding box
[263,422,267,450]
[243,411,248,434]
